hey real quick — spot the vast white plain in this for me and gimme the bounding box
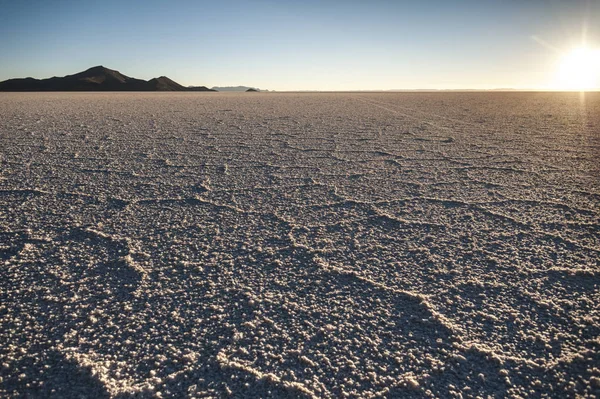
[1,92,599,398]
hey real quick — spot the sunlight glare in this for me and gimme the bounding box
[554,47,600,91]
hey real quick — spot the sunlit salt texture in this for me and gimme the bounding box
[1,92,599,398]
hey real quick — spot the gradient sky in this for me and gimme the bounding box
[0,0,598,90]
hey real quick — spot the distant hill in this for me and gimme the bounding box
[0,66,215,92]
[147,76,186,91]
[187,86,215,92]
[211,86,260,92]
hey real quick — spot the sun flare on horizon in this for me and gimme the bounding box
[553,47,600,91]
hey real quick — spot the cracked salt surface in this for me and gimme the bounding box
[0,92,599,398]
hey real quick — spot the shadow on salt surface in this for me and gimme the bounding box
[0,350,110,398]
[280,199,379,227]
[288,198,599,368]
[0,231,32,261]
[435,281,580,358]
[214,250,549,398]
[56,227,146,298]
[0,230,113,397]
[207,182,342,214]
[0,213,508,397]
[215,259,461,398]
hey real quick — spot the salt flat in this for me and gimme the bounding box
[0,92,599,398]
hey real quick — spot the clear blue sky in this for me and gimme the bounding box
[0,0,598,90]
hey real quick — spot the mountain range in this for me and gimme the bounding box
[0,66,215,92]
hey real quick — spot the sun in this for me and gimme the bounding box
[554,47,600,91]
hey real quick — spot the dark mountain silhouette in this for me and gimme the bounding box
[147,76,186,91]
[187,85,216,92]
[246,88,258,92]
[211,86,259,92]
[0,66,215,92]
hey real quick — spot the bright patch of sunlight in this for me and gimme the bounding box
[553,47,600,91]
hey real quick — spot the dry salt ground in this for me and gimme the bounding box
[0,92,599,398]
